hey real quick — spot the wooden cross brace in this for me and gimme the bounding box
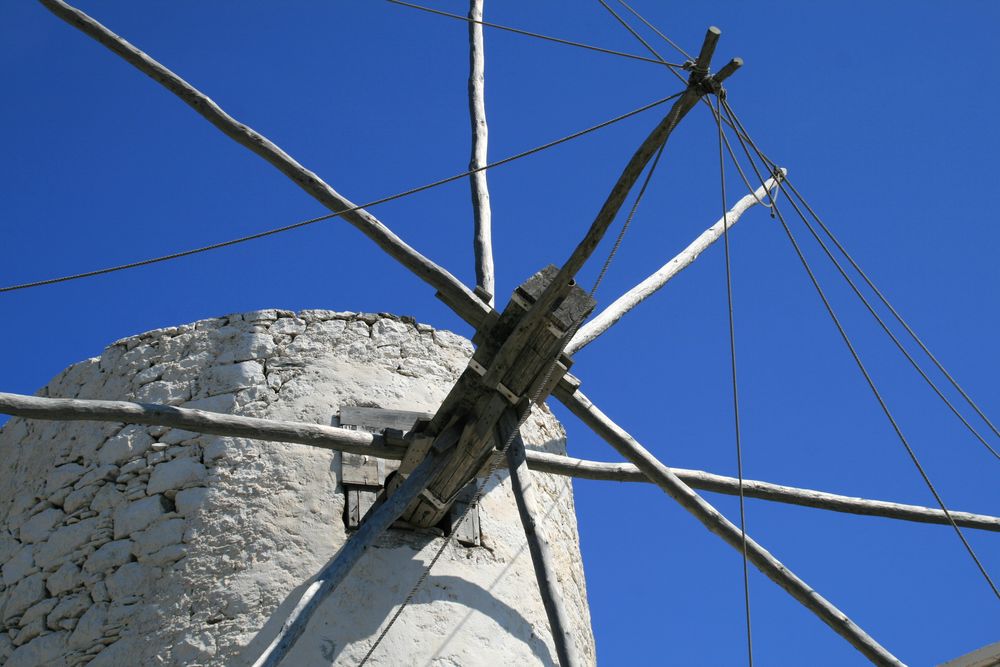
[387,264,595,528]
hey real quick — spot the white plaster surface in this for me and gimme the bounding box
[0,310,595,666]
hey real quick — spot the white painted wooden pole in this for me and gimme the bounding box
[567,171,785,354]
[525,450,1000,532]
[468,0,494,306]
[556,388,905,667]
[38,0,489,330]
[4,391,999,533]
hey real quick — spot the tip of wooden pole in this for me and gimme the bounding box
[695,26,723,71]
[713,57,743,83]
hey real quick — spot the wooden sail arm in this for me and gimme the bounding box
[467,0,494,305]
[555,386,904,666]
[567,171,785,355]
[3,391,999,532]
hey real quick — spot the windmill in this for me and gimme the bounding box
[1,3,1000,667]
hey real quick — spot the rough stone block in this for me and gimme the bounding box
[174,487,210,516]
[105,563,157,602]
[3,573,46,622]
[132,519,185,557]
[0,532,20,564]
[98,427,155,466]
[134,380,191,405]
[83,540,133,575]
[6,630,69,667]
[373,318,412,346]
[113,497,169,540]
[90,486,126,514]
[45,464,86,496]
[270,317,306,335]
[62,486,100,515]
[203,362,265,396]
[46,593,91,630]
[141,544,187,567]
[67,602,106,650]
[146,459,206,496]
[2,546,36,586]
[46,562,82,597]
[20,597,58,626]
[219,333,276,363]
[74,465,119,490]
[19,508,64,545]
[34,519,99,571]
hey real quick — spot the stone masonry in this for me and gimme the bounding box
[0,309,595,666]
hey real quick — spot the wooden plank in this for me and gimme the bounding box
[450,482,481,547]
[339,407,432,434]
[346,487,381,529]
[341,452,381,486]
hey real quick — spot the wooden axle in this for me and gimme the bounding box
[389,265,595,528]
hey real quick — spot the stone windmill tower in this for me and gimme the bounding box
[1,2,998,666]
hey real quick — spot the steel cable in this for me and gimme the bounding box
[721,99,1000,462]
[712,96,754,667]
[614,0,693,61]
[387,0,685,69]
[719,102,1000,601]
[1,92,682,294]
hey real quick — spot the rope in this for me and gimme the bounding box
[720,101,1000,601]
[614,0,693,61]
[387,0,685,69]
[359,126,661,666]
[720,99,1000,461]
[1,91,683,294]
[712,96,754,667]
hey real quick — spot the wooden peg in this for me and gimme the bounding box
[714,57,743,84]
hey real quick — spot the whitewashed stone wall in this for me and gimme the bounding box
[0,310,595,666]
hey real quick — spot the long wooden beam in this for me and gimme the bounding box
[567,171,785,355]
[0,391,406,459]
[467,0,494,306]
[502,412,582,667]
[252,425,461,667]
[555,387,903,666]
[4,391,999,533]
[38,0,489,330]
[525,451,1000,532]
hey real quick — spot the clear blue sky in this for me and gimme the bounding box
[2,2,998,664]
